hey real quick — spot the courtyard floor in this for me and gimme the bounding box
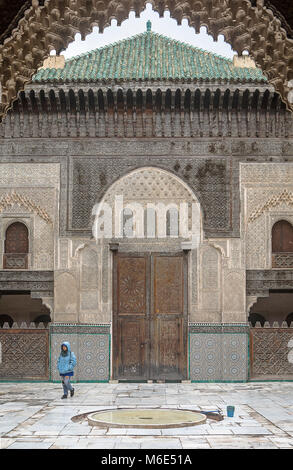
[0,381,292,449]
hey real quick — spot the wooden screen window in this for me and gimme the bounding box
[4,222,29,269]
[272,220,293,268]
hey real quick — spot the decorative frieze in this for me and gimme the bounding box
[0,270,54,295]
[272,252,293,268]
[0,328,49,380]
[246,269,293,296]
[1,86,291,140]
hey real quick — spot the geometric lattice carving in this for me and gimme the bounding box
[250,328,293,377]
[3,253,28,269]
[0,330,49,379]
[0,191,53,225]
[73,157,229,233]
[272,252,293,268]
[103,167,198,204]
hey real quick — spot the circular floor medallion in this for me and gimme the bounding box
[87,408,207,428]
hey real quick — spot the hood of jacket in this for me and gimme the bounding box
[61,341,71,354]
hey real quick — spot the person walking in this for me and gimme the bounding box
[57,341,77,399]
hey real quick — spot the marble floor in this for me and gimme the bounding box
[0,381,293,449]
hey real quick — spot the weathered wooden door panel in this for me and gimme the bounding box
[151,317,184,380]
[153,256,183,314]
[113,252,187,381]
[117,256,147,315]
[117,318,148,379]
[151,254,187,380]
[113,254,149,380]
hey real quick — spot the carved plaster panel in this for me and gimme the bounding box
[197,244,222,321]
[241,163,293,270]
[0,163,60,271]
[54,271,78,323]
[223,270,246,322]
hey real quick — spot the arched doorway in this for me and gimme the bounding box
[4,222,29,269]
[95,166,201,381]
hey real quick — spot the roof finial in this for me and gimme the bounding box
[146,20,152,32]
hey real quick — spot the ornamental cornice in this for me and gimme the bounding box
[0,0,292,122]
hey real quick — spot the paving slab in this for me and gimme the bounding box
[0,382,292,449]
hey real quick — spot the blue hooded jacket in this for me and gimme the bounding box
[57,342,77,376]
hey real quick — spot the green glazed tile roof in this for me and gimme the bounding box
[33,26,267,84]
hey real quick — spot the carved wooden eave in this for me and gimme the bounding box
[0,0,293,124]
[1,80,291,139]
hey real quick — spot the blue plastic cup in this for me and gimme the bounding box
[227,406,235,417]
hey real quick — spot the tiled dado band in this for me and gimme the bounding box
[189,323,249,382]
[50,324,110,382]
[50,323,248,383]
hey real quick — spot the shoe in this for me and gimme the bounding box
[61,395,67,399]
[70,388,75,397]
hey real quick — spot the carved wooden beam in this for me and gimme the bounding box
[0,0,292,123]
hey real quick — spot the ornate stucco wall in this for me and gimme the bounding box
[241,163,293,270]
[0,163,59,271]
[0,104,292,381]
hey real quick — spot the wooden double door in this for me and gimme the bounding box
[113,252,188,381]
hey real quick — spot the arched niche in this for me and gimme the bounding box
[54,272,78,315]
[249,291,293,325]
[272,220,293,268]
[4,221,29,269]
[0,314,14,328]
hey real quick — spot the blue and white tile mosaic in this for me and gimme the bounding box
[189,325,248,382]
[50,324,110,382]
